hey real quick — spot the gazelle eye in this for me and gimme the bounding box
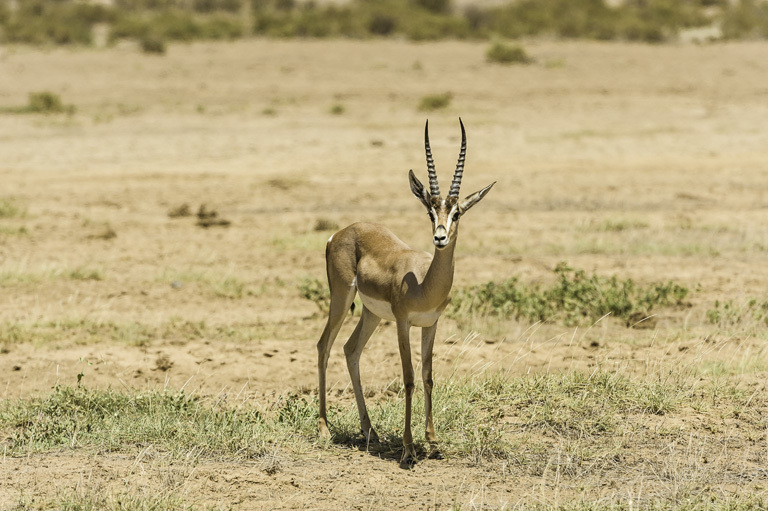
[428,211,435,222]
[452,212,460,222]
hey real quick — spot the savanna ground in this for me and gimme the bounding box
[1,39,768,509]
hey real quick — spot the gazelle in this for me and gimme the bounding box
[316,119,495,466]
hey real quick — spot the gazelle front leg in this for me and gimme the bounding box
[421,322,443,459]
[396,319,418,466]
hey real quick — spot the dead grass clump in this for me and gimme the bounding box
[196,204,231,228]
[167,203,192,218]
[266,177,303,190]
[154,353,174,372]
[86,223,117,240]
[313,218,339,232]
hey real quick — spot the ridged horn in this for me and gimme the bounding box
[424,120,440,197]
[448,118,466,198]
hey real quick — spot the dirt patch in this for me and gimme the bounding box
[1,39,768,507]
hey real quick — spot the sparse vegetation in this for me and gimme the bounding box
[0,198,25,218]
[418,91,452,112]
[313,218,339,232]
[706,297,768,329]
[0,385,268,459]
[3,0,763,47]
[196,204,231,228]
[0,316,275,346]
[0,92,76,115]
[449,263,689,327]
[1,366,763,507]
[329,103,345,115]
[140,34,167,54]
[299,277,330,314]
[485,40,533,64]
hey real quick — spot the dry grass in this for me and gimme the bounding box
[1,39,768,509]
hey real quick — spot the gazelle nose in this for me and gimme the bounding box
[433,226,448,245]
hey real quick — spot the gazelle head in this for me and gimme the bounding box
[408,118,495,250]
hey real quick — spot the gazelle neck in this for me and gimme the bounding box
[422,233,457,306]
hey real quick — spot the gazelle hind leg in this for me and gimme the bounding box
[343,306,381,443]
[317,283,356,438]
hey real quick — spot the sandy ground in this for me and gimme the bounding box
[1,39,768,508]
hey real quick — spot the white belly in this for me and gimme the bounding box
[358,292,397,322]
[358,291,441,327]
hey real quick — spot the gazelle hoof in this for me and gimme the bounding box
[318,419,331,439]
[428,448,444,460]
[399,444,418,469]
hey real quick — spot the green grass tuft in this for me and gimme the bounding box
[485,41,533,64]
[418,92,452,112]
[0,198,26,218]
[298,277,330,314]
[0,385,268,459]
[449,262,689,327]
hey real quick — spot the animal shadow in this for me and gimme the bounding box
[331,430,431,470]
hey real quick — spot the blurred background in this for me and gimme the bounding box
[1,0,768,48]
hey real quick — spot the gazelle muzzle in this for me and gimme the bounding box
[433,225,449,248]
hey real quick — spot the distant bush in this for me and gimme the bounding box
[418,92,452,112]
[721,0,768,39]
[141,35,167,54]
[0,2,113,45]
[2,0,768,46]
[449,262,689,327]
[192,0,243,13]
[110,9,243,43]
[328,103,345,116]
[486,41,533,64]
[15,92,76,115]
[413,0,451,15]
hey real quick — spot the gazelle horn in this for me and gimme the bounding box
[424,120,440,197]
[448,118,466,198]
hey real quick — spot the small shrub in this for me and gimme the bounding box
[329,103,345,115]
[367,13,397,35]
[24,92,75,115]
[485,41,533,64]
[418,92,452,112]
[313,218,339,232]
[299,277,330,314]
[413,0,451,15]
[721,0,768,39]
[140,35,166,54]
[68,268,104,281]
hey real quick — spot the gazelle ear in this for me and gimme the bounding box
[409,169,432,209]
[458,181,495,214]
